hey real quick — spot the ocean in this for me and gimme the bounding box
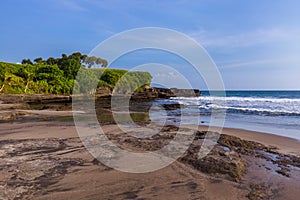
[151,91,300,140]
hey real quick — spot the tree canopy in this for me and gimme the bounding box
[0,52,152,95]
[26,52,108,80]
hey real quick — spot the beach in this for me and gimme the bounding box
[0,101,300,200]
[2,0,300,199]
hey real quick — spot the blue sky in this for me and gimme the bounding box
[1,0,300,90]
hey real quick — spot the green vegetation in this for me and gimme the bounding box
[73,68,152,94]
[22,52,107,80]
[0,52,152,95]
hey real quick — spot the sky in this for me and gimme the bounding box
[1,0,300,90]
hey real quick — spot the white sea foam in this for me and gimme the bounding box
[168,96,300,116]
[171,96,300,103]
[156,93,300,140]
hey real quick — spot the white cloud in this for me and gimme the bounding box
[216,55,300,70]
[189,28,300,48]
[54,0,89,12]
[217,59,275,69]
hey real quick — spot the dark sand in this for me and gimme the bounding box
[0,106,300,199]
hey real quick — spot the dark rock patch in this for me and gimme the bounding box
[247,184,273,200]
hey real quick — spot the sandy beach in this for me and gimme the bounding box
[0,105,300,200]
[2,0,300,199]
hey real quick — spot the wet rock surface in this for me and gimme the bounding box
[0,111,31,121]
[0,94,71,106]
[141,128,300,198]
[0,123,299,199]
[247,184,273,200]
[0,138,86,199]
[131,87,201,99]
[217,134,300,178]
[92,126,300,183]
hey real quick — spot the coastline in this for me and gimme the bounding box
[1,107,299,157]
[197,125,300,157]
[2,1,300,199]
[1,116,300,155]
[0,101,300,199]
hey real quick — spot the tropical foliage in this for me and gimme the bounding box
[0,52,152,95]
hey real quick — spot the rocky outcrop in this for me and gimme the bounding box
[131,87,201,100]
[180,131,247,182]
[182,144,247,182]
[180,130,300,182]
[0,87,200,111]
[0,94,73,111]
[95,87,112,97]
[0,111,30,121]
[0,94,71,104]
[247,184,272,200]
[170,88,201,97]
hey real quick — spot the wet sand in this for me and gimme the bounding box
[0,107,300,199]
[197,126,300,157]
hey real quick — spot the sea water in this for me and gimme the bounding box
[151,91,300,140]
